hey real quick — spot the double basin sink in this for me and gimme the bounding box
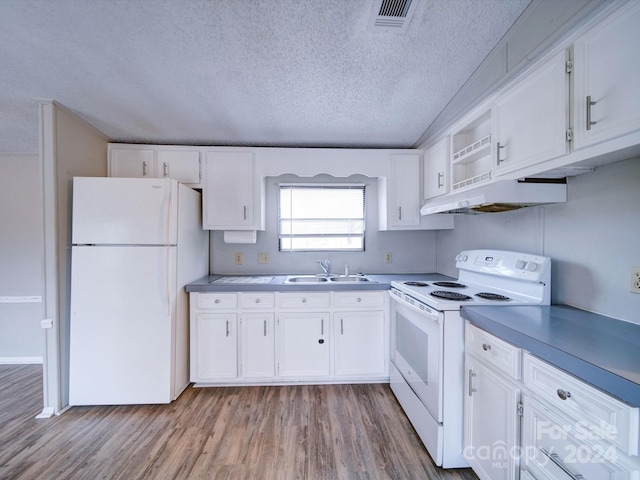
[284,275,375,284]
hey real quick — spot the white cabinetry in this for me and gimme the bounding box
[423,137,449,200]
[494,51,569,176]
[573,2,640,150]
[203,150,265,231]
[190,290,388,385]
[334,291,387,378]
[464,323,522,480]
[450,106,493,191]
[108,144,202,187]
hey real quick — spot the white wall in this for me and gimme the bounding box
[436,157,640,322]
[0,153,43,361]
[211,174,438,275]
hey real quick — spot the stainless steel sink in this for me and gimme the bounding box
[329,276,372,283]
[284,276,330,283]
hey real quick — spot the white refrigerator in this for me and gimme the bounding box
[69,177,208,405]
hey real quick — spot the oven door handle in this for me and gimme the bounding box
[388,290,441,323]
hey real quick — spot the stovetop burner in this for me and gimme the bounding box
[404,281,429,287]
[430,290,472,301]
[432,281,466,288]
[476,292,511,301]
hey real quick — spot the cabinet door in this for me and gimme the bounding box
[494,51,569,176]
[334,311,386,377]
[423,137,449,200]
[464,357,521,480]
[109,148,155,178]
[573,2,640,149]
[240,313,275,378]
[156,150,201,185]
[194,313,237,381]
[204,151,255,229]
[277,313,330,378]
[389,154,421,227]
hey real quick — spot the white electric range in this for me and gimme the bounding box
[388,250,551,468]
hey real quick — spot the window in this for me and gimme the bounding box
[279,184,365,252]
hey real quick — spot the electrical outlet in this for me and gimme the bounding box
[234,253,243,265]
[631,266,640,294]
[258,253,269,264]
[385,252,392,263]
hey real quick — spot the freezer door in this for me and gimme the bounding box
[72,177,178,245]
[69,245,178,405]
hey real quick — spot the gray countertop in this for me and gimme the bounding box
[461,305,640,407]
[185,273,453,293]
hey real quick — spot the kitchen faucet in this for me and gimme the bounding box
[317,259,331,276]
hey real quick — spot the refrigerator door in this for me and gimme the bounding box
[72,177,178,245]
[69,245,177,405]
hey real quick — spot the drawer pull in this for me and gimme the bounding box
[215,299,220,304]
[540,448,583,480]
[482,343,491,351]
[557,389,571,401]
[357,297,361,302]
[302,298,307,303]
[255,298,260,303]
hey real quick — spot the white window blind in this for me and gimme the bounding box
[279,184,366,252]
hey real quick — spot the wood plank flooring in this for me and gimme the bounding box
[0,365,478,480]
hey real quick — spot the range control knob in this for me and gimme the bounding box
[525,262,538,272]
[515,260,526,269]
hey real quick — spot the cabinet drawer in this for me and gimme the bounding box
[334,291,385,309]
[523,396,639,480]
[523,353,639,456]
[465,323,522,380]
[239,293,275,309]
[278,292,331,309]
[196,293,238,310]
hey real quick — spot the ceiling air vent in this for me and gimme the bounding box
[368,0,419,34]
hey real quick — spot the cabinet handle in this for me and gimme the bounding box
[243,205,247,220]
[340,318,344,335]
[255,298,260,304]
[214,299,220,304]
[398,206,402,220]
[142,161,148,176]
[321,318,324,336]
[225,320,230,337]
[163,162,168,177]
[468,369,477,396]
[482,343,491,351]
[357,297,361,302]
[437,172,444,188]
[263,319,267,337]
[557,389,571,401]
[496,142,505,165]
[586,95,597,131]
[540,448,584,480]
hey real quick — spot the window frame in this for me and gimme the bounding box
[278,183,366,253]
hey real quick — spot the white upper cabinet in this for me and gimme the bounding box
[494,51,569,176]
[423,137,449,200]
[572,1,640,150]
[450,105,493,191]
[203,150,265,231]
[108,145,202,187]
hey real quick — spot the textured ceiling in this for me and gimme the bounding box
[0,0,530,153]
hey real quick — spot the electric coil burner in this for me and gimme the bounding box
[432,281,466,288]
[475,292,510,301]
[404,281,428,287]
[430,290,472,301]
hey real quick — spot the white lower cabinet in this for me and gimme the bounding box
[334,311,386,377]
[277,313,330,378]
[194,313,238,381]
[464,322,640,480]
[465,325,522,480]
[190,290,388,384]
[240,313,274,378]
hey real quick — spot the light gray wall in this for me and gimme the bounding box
[210,174,438,275]
[436,157,640,323]
[0,153,43,361]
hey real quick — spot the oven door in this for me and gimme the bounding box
[390,292,444,422]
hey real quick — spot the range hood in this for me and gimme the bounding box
[420,179,567,215]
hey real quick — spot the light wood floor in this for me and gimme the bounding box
[0,365,478,480]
